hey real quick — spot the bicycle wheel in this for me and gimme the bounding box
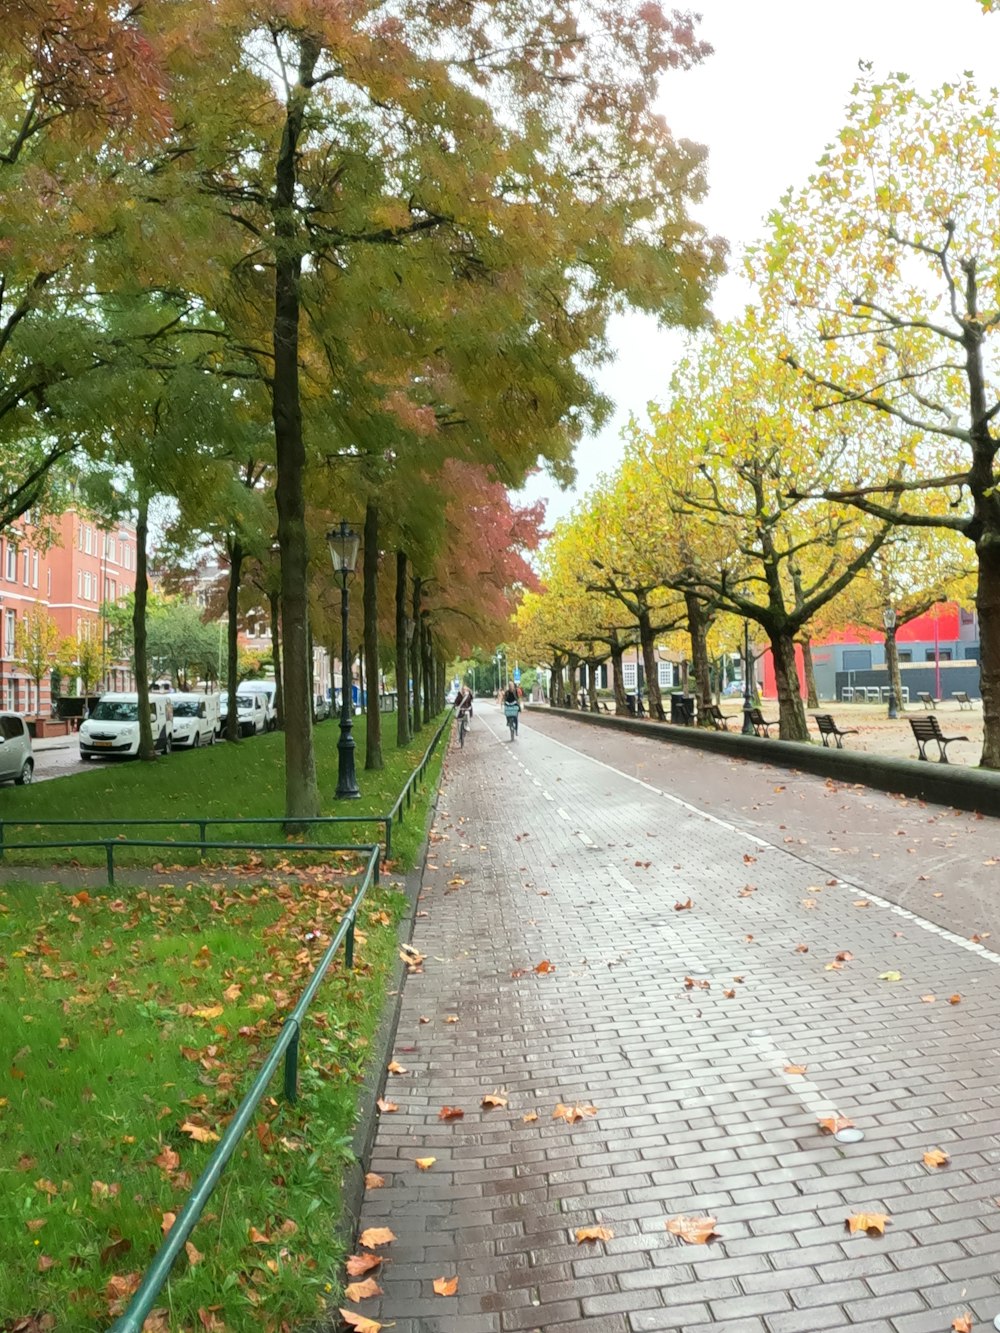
[459,714,468,746]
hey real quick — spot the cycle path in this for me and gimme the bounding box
[351,702,1000,1333]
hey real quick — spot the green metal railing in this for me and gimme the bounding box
[0,710,452,874]
[107,842,380,1333]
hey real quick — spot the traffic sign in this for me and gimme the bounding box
[513,667,521,683]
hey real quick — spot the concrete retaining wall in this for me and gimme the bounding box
[540,706,1000,818]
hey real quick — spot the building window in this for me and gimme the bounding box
[46,569,51,597]
[31,551,38,588]
[22,549,29,585]
[107,535,116,563]
[4,609,15,656]
[926,649,952,662]
[622,662,637,689]
[897,650,912,663]
[84,526,93,555]
[658,661,672,688]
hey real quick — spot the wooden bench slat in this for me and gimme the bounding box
[909,715,969,763]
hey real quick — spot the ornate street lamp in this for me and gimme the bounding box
[883,606,899,720]
[327,522,361,800]
[742,620,755,736]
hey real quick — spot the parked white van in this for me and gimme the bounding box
[240,680,277,731]
[79,693,174,759]
[0,712,34,785]
[219,690,268,738]
[169,692,219,748]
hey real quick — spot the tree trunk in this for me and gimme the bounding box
[395,550,410,747]
[585,660,597,711]
[799,630,820,709]
[421,617,432,723]
[225,536,243,743]
[268,588,283,728]
[133,496,155,761]
[978,544,1000,767]
[639,609,664,720]
[410,577,423,734]
[565,654,578,707]
[770,630,808,740]
[884,627,904,713]
[362,501,383,770]
[271,35,321,824]
[685,592,712,724]
[610,636,627,713]
[551,654,564,707]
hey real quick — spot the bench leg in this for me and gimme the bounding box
[916,741,928,761]
[937,742,949,763]
[835,735,844,748]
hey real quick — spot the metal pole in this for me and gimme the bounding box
[336,575,360,799]
[635,626,641,710]
[934,611,941,699]
[742,620,755,735]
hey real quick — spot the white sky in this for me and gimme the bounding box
[519,0,1000,528]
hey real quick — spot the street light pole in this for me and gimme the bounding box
[635,626,642,713]
[883,606,898,719]
[742,619,755,735]
[327,523,361,800]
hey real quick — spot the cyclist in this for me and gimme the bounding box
[455,683,474,747]
[503,685,521,740]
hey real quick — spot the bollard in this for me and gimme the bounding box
[345,919,355,969]
[198,821,207,855]
[384,818,392,863]
[105,842,115,886]
[283,1024,300,1103]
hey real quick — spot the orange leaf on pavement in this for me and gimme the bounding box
[845,1213,889,1236]
[784,1065,807,1076]
[344,1277,382,1301]
[522,1111,538,1123]
[386,1060,407,1075]
[666,1215,718,1245]
[575,1225,613,1243]
[482,1091,508,1108]
[364,1173,385,1189]
[553,1102,597,1124]
[818,1116,854,1135]
[345,1253,382,1277]
[533,959,555,974]
[432,1276,458,1296]
[794,943,809,953]
[952,1314,974,1332]
[339,1311,381,1332]
[923,1148,950,1168]
[921,994,936,1003]
[376,1099,398,1113]
[358,1227,396,1248]
[950,994,962,1004]
[438,1105,464,1120]
[673,898,693,911]
[415,1157,436,1170]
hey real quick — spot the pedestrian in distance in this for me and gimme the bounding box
[455,683,473,747]
[503,685,521,740]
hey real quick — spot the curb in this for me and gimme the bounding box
[539,705,1000,817]
[334,734,449,1261]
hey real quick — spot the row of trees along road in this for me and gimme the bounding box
[0,0,725,819]
[519,66,1000,761]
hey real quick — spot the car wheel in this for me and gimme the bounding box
[191,733,199,748]
[165,735,172,754]
[15,759,33,785]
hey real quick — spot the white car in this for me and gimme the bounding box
[220,691,268,737]
[0,712,33,785]
[79,693,173,759]
[240,680,278,731]
[169,692,219,748]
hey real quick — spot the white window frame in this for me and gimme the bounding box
[4,609,15,656]
[22,549,29,584]
[658,661,672,688]
[84,526,93,555]
[31,551,38,588]
[3,544,12,581]
[622,661,637,690]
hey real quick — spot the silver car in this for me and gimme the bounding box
[0,712,33,785]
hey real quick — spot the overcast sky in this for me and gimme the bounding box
[519,0,1000,528]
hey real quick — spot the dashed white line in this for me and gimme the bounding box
[556,807,571,822]
[607,866,634,892]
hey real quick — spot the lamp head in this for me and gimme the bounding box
[327,522,360,583]
[882,607,897,631]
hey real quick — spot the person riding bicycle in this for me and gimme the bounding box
[503,685,521,738]
[455,684,473,746]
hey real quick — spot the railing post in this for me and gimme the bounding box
[283,1023,300,1103]
[199,821,207,855]
[105,842,115,887]
[384,818,392,863]
[345,918,355,969]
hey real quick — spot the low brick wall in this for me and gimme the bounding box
[540,705,1000,818]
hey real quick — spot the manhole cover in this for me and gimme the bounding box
[835,1127,865,1144]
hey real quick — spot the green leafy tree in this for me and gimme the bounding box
[13,602,61,713]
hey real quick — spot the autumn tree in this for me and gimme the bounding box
[757,71,1000,763]
[14,602,61,712]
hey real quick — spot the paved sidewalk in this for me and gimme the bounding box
[349,702,1000,1333]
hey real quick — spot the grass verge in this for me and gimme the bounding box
[1,713,449,871]
[0,867,406,1333]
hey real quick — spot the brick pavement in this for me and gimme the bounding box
[346,703,1000,1332]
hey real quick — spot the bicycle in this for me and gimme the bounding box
[503,702,520,740]
[458,707,472,747]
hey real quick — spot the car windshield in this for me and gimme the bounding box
[91,701,139,722]
[172,701,200,717]
[235,695,254,709]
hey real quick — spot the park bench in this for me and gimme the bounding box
[599,699,612,714]
[954,691,977,710]
[812,713,859,749]
[917,691,938,710]
[706,702,730,731]
[909,715,970,763]
[747,706,778,737]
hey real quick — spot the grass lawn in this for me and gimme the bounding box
[0,713,451,1330]
[1,713,449,871]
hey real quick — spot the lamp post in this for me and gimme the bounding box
[883,606,898,719]
[742,620,755,735]
[635,626,642,713]
[327,522,361,800]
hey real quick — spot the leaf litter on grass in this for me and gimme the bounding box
[0,869,407,1333]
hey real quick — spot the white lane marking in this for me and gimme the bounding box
[556,807,571,822]
[532,779,543,788]
[576,832,597,849]
[542,792,554,802]
[748,1031,845,1121]
[534,719,1000,975]
[608,866,634,892]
